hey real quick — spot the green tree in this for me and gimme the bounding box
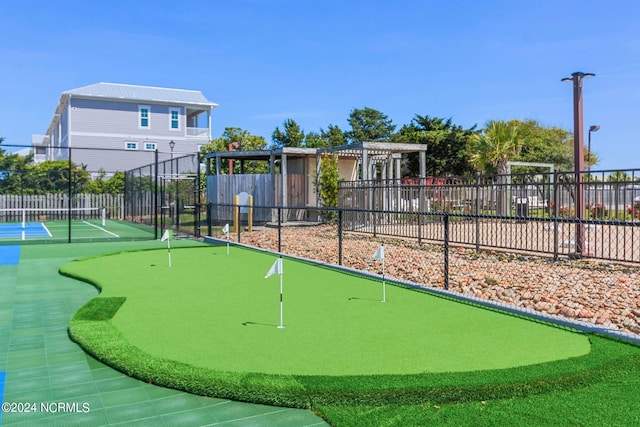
[86,169,125,194]
[394,115,477,176]
[272,119,305,148]
[29,160,91,194]
[86,168,108,194]
[104,172,125,194]
[467,120,524,175]
[322,124,347,147]
[304,131,325,148]
[346,107,396,144]
[607,171,630,182]
[0,154,34,194]
[509,119,574,171]
[0,137,35,194]
[200,127,268,174]
[468,120,525,215]
[305,124,347,148]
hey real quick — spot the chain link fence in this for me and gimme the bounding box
[0,144,205,243]
[0,145,138,243]
[124,152,204,239]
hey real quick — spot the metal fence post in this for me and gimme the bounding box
[154,149,159,240]
[236,199,242,244]
[372,185,377,237]
[417,208,422,245]
[207,202,212,237]
[338,209,343,265]
[195,152,201,238]
[443,213,449,290]
[475,172,480,252]
[553,171,559,261]
[68,147,72,243]
[277,207,282,253]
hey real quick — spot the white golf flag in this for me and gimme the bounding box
[222,223,229,234]
[265,258,283,278]
[161,229,172,242]
[373,245,384,260]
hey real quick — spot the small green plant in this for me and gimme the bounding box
[315,153,339,222]
[559,206,575,218]
[627,201,640,220]
[588,203,608,219]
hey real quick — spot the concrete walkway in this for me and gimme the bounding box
[0,241,327,426]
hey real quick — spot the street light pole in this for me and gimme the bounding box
[587,125,600,175]
[562,71,595,258]
[587,125,600,213]
[169,140,175,175]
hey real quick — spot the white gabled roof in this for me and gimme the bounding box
[63,82,218,107]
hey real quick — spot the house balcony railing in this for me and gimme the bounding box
[187,127,209,137]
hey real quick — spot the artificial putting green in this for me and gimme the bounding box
[61,244,590,376]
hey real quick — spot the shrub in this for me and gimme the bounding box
[559,206,575,218]
[627,201,640,220]
[588,203,608,219]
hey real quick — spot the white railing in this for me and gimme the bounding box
[186,127,209,137]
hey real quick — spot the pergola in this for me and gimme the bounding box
[205,142,428,216]
[318,142,427,182]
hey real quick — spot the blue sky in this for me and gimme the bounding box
[0,0,638,171]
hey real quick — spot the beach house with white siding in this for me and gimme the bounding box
[33,82,218,174]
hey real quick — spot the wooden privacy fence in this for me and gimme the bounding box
[0,194,124,219]
[207,174,308,223]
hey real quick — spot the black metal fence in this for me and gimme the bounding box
[339,169,640,220]
[124,152,205,238]
[337,169,640,263]
[207,180,640,266]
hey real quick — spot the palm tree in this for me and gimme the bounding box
[468,120,524,215]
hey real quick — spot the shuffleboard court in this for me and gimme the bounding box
[61,245,591,376]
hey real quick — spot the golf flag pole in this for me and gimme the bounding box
[265,257,285,328]
[161,229,172,267]
[222,223,230,255]
[373,244,386,302]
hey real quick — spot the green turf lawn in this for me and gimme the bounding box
[61,241,640,424]
[61,245,590,376]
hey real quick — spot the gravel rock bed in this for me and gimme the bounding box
[234,225,640,337]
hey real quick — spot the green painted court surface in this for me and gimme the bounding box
[1,241,326,426]
[62,245,591,376]
[0,219,153,242]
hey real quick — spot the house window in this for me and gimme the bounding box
[125,141,138,150]
[144,142,157,151]
[139,105,150,128]
[169,108,180,130]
